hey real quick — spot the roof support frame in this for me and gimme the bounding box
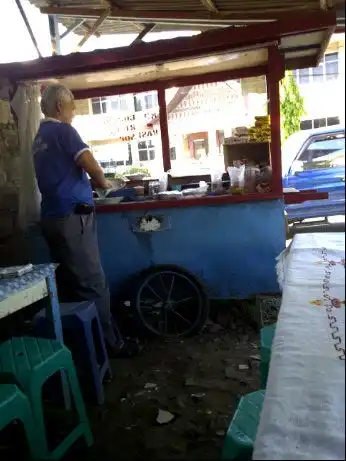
[60,19,86,40]
[130,23,156,46]
[200,0,219,14]
[14,0,42,58]
[75,9,110,51]
[39,5,335,24]
[49,15,61,55]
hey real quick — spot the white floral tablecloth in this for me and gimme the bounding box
[253,233,345,460]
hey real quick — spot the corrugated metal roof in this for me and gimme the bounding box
[28,0,341,36]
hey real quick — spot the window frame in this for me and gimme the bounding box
[137,139,156,162]
[293,52,340,85]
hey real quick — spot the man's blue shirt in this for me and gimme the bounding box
[33,120,93,219]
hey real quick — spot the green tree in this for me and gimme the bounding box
[280,71,305,141]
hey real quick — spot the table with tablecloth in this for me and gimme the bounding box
[0,263,70,407]
[253,233,345,460]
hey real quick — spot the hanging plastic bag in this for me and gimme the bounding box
[227,165,246,194]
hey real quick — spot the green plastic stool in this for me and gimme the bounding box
[222,390,265,460]
[0,384,44,459]
[0,337,93,460]
[260,324,276,388]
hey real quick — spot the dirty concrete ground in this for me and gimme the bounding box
[1,305,261,461]
[67,305,261,460]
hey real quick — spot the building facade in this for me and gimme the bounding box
[73,79,265,175]
[293,33,345,130]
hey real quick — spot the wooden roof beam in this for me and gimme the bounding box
[40,6,321,24]
[75,9,110,50]
[200,0,219,14]
[130,24,156,46]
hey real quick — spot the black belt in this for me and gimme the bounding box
[73,203,94,215]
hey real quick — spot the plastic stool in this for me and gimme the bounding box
[260,324,276,388]
[0,337,93,460]
[222,390,265,460]
[35,301,112,405]
[0,384,43,459]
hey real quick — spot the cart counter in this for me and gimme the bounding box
[95,194,286,300]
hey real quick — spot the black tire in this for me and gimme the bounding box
[130,264,209,338]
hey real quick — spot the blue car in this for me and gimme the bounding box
[282,125,345,222]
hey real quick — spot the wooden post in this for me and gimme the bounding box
[158,87,171,172]
[267,46,285,195]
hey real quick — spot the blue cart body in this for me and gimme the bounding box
[96,199,285,299]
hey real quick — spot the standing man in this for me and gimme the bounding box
[33,84,129,356]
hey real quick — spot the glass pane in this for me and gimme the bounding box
[327,116,340,126]
[298,68,310,84]
[91,99,101,115]
[170,146,177,160]
[120,99,128,111]
[300,120,313,130]
[312,65,323,83]
[325,52,338,63]
[302,135,345,169]
[149,150,155,160]
[101,101,107,113]
[313,118,326,129]
[139,150,148,161]
[134,96,142,112]
[326,61,338,81]
[110,100,119,111]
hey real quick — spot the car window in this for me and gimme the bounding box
[298,133,345,170]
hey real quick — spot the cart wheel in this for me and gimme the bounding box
[133,265,209,338]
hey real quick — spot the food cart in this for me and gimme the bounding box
[0,10,335,337]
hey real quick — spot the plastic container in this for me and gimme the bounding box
[159,173,168,192]
[210,170,223,192]
[227,165,245,194]
[244,166,260,193]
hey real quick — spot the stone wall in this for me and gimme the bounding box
[0,99,29,264]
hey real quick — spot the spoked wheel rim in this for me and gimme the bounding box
[135,270,204,337]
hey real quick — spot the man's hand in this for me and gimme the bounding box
[77,150,109,189]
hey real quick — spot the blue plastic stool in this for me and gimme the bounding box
[222,390,265,460]
[35,301,112,405]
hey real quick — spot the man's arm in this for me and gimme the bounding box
[77,150,111,189]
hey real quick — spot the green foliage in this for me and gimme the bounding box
[123,166,150,176]
[280,71,306,141]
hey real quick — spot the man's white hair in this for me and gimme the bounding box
[40,84,74,117]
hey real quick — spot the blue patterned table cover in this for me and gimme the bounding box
[0,264,57,302]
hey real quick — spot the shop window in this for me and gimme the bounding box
[138,140,155,161]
